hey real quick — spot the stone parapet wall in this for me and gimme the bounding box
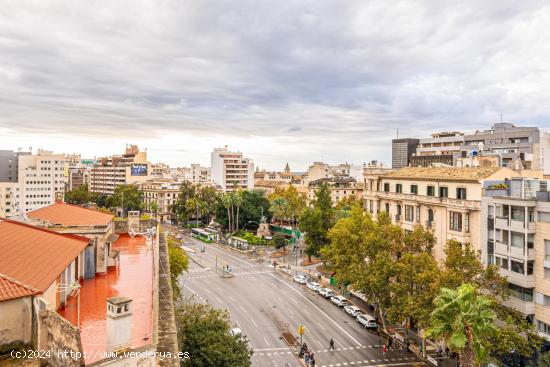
[38,310,83,367]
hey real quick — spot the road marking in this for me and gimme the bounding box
[264,337,270,346]
[251,318,258,328]
[214,296,223,304]
[266,273,362,347]
[254,347,291,352]
[239,305,246,313]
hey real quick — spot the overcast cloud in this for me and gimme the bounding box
[1,0,550,169]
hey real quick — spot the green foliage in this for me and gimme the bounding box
[536,352,550,367]
[299,183,335,260]
[269,197,289,223]
[105,184,143,214]
[427,284,497,367]
[171,181,198,224]
[233,230,267,245]
[175,302,252,367]
[167,237,189,299]
[216,190,271,231]
[268,185,306,225]
[272,234,288,250]
[65,184,103,205]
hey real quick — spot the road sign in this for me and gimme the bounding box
[298,325,305,336]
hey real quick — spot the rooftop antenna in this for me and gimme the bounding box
[500,114,503,123]
[396,128,399,139]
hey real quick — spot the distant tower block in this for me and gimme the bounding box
[106,296,132,352]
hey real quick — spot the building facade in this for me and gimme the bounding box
[364,166,517,261]
[480,177,550,340]
[307,177,363,205]
[392,138,419,169]
[210,146,254,192]
[90,145,151,195]
[140,180,181,223]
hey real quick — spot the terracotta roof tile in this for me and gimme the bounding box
[28,202,114,226]
[0,274,38,301]
[0,219,89,295]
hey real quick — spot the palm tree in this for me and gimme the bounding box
[234,189,244,232]
[222,193,233,232]
[426,283,496,367]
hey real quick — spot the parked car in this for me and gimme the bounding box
[330,296,349,307]
[293,275,308,284]
[344,305,362,317]
[306,281,321,292]
[357,314,377,329]
[319,288,336,298]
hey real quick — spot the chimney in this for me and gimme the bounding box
[55,192,64,203]
[106,296,132,352]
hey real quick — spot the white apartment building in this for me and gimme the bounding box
[190,163,211,184]
[210,146,254,192]
[139,180,180,223]
[90,145,151,195]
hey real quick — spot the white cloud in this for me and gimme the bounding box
[1,0,550,170]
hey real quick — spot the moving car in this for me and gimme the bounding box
[319,288,336,298]
[293,275,308,284]
[356,314,377,329]
[306,281,321,292]
[344,305,362,317]
[330,296,349,307]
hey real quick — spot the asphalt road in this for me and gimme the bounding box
[179,235,426,367]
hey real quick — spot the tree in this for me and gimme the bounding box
[175,302,252,367]
[299,183,335,261]
[427,284,497,367]
[216,190,271,231]
[171,181,197,225]
[440,240,542,361]
[64,184,100,205]
[536,352,550,367]
[105,184,143,215]
[150,201,158,217]
[234,189,243,232]
[197,185,219,224]
[273,234,288,250]
[269,197,289,224]
[167,236,189,299]
[269,185,306,226]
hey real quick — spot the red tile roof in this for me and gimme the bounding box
[28,202,114,227]
[0,219,89,296]
[0,274,38,301]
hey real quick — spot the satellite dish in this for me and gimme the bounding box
[471,150,478,157]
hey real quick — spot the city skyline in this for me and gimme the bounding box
[2,2,550,169]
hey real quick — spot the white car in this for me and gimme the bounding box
[344,305,362,317]
[293,275,308,284]
[330,296,349,307]
[357,314,377,329]
[230,327,243,337]
[319,288,336,298]
[306,281,321,292]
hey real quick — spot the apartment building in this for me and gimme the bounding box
[0,150,23,182]
[480,178,550,338]
[410,131,464,167]
[139,180,181,223]
[210,146,254,192]
[90,145,151,195]
[460,123,550,173]
[391,138,419,169]
[190,163,211,184]
[364,166,516,261]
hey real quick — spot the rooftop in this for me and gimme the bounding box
[0,219,89,297]
[27,202,114,227]
[0,273,37,301]
[383,166,502,182]
[59,234,153,365]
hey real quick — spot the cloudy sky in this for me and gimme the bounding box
[1,1,550,170]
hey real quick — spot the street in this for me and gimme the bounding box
[179,235,426,367]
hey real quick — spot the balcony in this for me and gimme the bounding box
[510,219,526,232]
[501,269,535,288]
[495,217,509,228]
[503,297,535,315]
[494,241,509,256]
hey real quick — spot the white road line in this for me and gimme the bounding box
[254,347,291,352]
[251,317,258,328]
[372,363,426,367]
[266,273,362,347]
[239,305,246,313]
[214,296,223,304]
[264,337,270,346]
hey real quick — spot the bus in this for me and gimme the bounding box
[191,228,214,242]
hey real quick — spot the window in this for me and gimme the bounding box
[405,205,414,222]
[439,186,448,198]
[511,260,524,274]
[410,185,418,195]
[502,230,509,245]
[396,184,402,193]
[384,183,390,192]
[527,260,534,275]
[456,187,467,200]
[511,232,525,249]
[449,211,462,232]
[509,283,534,302]
[385,203,390,212]
[511,206,525,222]
[397,205,402,215]
[538,321,550,335]
[428,209,434,222]
[427,186,435,196]
[546,240,550,261]
[495,256,508,270]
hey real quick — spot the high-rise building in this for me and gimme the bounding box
[410,132,464,167]
[90,145,151,195]
[210,146,254,191]
[391,138,419,169]
[0,150,21,182]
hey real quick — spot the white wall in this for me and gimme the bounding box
[0,297,33,349]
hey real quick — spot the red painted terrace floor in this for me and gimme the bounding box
[59,234,153,365]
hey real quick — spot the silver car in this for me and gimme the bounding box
[344,305,362,317]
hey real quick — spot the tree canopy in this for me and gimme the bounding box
[105,184,143,214]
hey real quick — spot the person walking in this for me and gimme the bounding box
[304,352,309,366]
[310,352,315,367]
[382,344,387,356]
[329,338,335,352]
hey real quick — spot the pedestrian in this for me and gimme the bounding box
[406,340,410,353]
[311,355,315,367]
[419,344,423,356]
[304,352,309,366]
[445,346,450,357]
[382,345,387,356]
[329,338,335,351]
[399,343,403,354]
[436,345,442,357]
